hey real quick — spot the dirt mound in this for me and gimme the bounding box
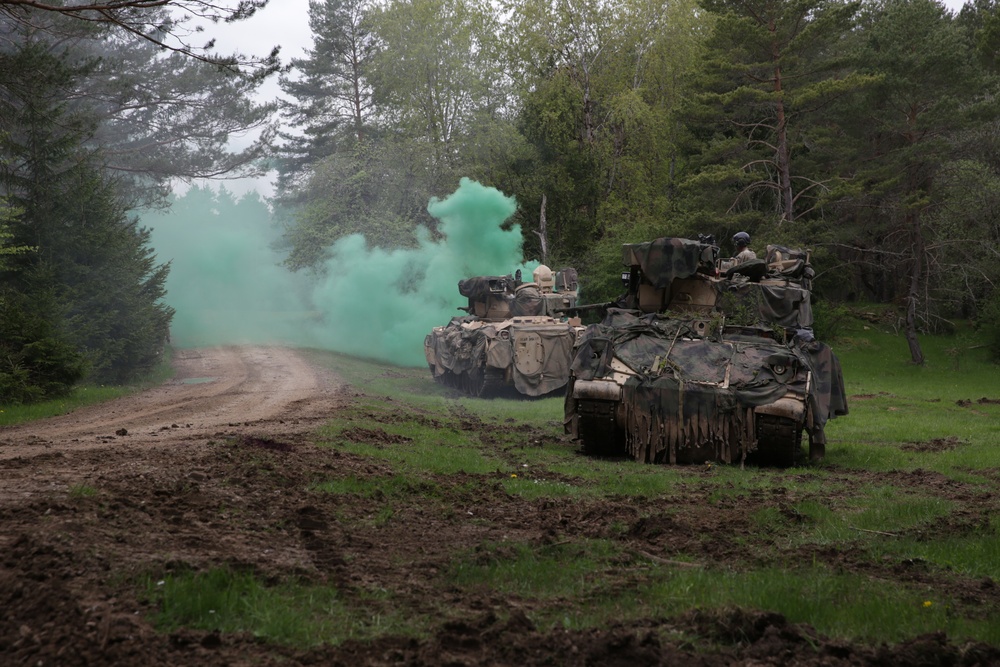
[901,436,964,452]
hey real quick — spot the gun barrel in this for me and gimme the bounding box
[553,302,612,315]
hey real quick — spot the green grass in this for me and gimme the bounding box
[882,531,1000,580]
[311,472,454,527]
[447,540,622,597]
[633,567,999,644]
[68,483,98,498]
[145,567,425,646]
[787,488,953,544]
[0,385,137,426]
[823,319,1000,477]
[319,408,505,475]
[444,539,999,644]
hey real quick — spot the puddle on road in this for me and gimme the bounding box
[178,377,217,385]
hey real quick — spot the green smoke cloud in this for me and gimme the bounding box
[145,178,535,367]
[313,178,535,366]
[145,186,315,348]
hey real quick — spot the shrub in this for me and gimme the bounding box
[811,299,851,341]
[0,291,87,404]
[977,289,1000,363]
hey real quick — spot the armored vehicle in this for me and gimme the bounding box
[564,237,847,466]
[424,265,584,397]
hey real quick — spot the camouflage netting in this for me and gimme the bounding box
[426,319,488,378]
[569,309,847,462]
[492,323,574,395]
[511,285,544,317]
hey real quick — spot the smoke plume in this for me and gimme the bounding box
[144,178,535,366]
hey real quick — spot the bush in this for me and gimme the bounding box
[811,299,851,341]
[0,292,87,404]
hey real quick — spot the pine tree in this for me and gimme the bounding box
[680,0,871,239]
[0,39,172,387]
[277,0,375,196]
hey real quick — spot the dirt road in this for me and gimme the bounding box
[0,346,356,666]
[0,346,346,461]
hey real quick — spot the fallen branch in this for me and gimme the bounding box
[850,526,899,537]
[631,548,703,568]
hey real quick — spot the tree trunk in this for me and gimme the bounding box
[904,216,925,365]
[534,194,549,265]
[771,22,794,223]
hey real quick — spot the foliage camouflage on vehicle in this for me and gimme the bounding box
[565,237,847,466]
[424,266,583,397]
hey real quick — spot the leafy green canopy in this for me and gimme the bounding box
[312,177,537,366]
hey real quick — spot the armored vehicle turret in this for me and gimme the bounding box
[564,237,847,466]
[424,266,584,397]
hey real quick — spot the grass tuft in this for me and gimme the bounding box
[146,567,424,647]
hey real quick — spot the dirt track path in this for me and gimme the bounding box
[0,346,347,461]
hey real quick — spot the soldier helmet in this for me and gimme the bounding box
[732,231,751,247]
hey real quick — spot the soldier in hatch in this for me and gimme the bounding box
[732,231,756,265]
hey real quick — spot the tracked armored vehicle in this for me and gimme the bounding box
[564,237,847,466]
[424,266,584,397]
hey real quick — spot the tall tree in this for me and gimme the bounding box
[0,10,279,207]
[957,0,1000,72]
[0,39,172,384]
[680,0,869,238]
[366,0,505,173]
[0,0,278,70]
[502,0,707,283]
[277,0,375,193]
[83,27,278,206]
[277,0,513,270]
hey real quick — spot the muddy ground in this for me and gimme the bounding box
[0,346,997,666]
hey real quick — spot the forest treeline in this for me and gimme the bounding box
[2,0,1000,402]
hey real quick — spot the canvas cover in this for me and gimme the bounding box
[622,237,708,289]
[427,318,576,397]
[508,324,574,395]
[511,285,544,317]
[458,276,509,300]
[717,281,814,328]
[426,318,488,378]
